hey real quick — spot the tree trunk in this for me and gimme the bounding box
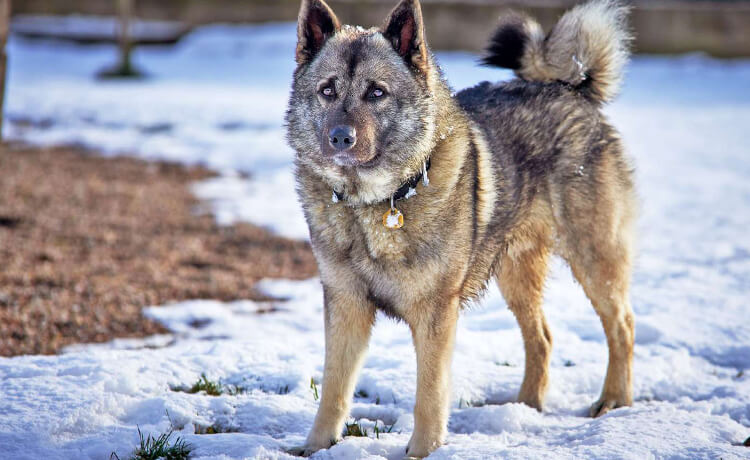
[117,0,133,74]
[98,0,141,78]
[0,0,11,140]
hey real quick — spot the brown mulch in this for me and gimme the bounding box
[0,144,317,356]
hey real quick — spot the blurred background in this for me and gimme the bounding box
[1,2,749,458]
[12,0,750,56]
[0,0,749,354]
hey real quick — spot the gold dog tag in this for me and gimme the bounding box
[383,208,404,229]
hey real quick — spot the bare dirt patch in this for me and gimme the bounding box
[0,144,317,356]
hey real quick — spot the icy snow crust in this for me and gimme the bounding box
[3,20,750,459]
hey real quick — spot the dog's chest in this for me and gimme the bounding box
[329,203,412,261]
[309,194,446,307]
[358,206,416,259]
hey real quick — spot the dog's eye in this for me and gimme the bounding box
[320,86,335,98]
[368,88,385,99]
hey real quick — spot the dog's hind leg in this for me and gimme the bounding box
[567,234,635,417]
[557,149,637,417]
[497,228,553,411]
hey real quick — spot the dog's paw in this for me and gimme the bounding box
[287,440,334,457]
[288,430,340,457]
[404,433,442,459]
[589,396,629,417]
[403,446,425,460]
[517,390,544,412]
[286,445,317,457]
[404,439,425,459]
[402,446,437,459]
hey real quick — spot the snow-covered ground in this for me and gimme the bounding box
[3,19,750,460]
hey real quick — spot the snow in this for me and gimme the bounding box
[3,18,750,460]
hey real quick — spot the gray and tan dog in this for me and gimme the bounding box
[286,0,636,457]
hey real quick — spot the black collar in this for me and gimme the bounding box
[333,158,431,203]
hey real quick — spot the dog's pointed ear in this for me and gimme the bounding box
[296,0,340,65]
[382,0,428,73]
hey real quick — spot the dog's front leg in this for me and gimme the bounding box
[405,297,459,459]
[303,285,375,455]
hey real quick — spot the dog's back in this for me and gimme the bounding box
[458,0,632,187]
[459,0,631,172]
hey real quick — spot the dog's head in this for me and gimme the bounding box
[286,0,439,204]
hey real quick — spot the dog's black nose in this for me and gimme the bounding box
[329,125,357,151]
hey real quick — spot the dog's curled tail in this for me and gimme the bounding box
[482,0,631,104]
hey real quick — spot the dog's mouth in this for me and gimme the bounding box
[325,149,381,169]
[331,153,359,167]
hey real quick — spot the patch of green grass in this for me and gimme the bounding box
[198,425,220,435]
[194,423,239,435]
[343,421,367,437]
[310,377,319,401]
[564,360,576,367]
[373,421,395,439]
[189,373,223,395]
[171,373,244,396]
[110,427,192,460]
[342,419,395,439]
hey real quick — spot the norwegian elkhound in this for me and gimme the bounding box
[286,0,635,457]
